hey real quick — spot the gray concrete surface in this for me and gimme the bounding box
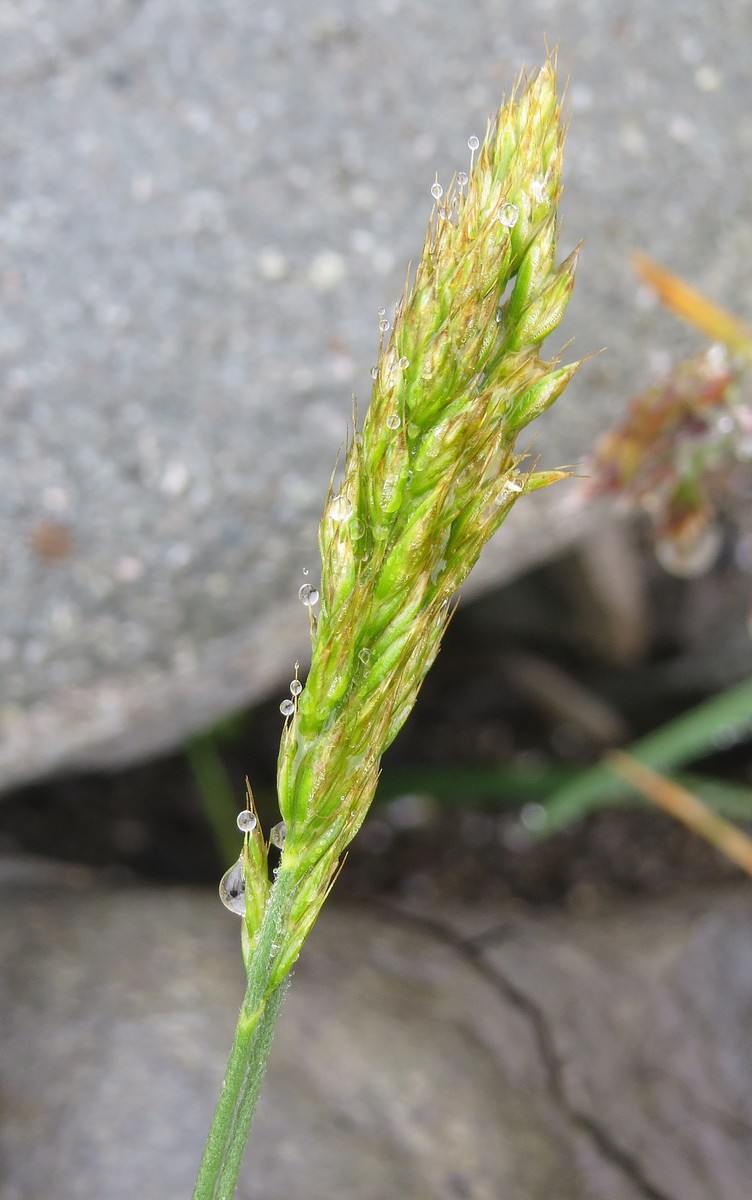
[1,880,751,1199]
[2,0,752,789]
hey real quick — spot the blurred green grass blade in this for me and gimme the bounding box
[378,761,576,805]
[675,773,752,818]
[543,677,752,832]
[186,734,241,866]
[378,764,752,820]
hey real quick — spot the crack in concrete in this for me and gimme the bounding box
[375,900,678,1200]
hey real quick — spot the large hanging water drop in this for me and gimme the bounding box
[219,858,246,915]
[430,174,443,200]
[467,135,480,151]
[289,678,303,696]
[298,582,319,606]
[237,809,258,833]
[386,413,401,430]
[280,698,295,717]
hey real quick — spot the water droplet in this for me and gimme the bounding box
[298,583,319,606]
[379,318,390,333]
[431,174,443,200]
[302,566,309,575]
[219,858,246,915]
[716,414,735,434]
[498,202,519,228]
[269,821,287,849]
[386,413,401,429]
[467,135,480,151]
[237,810,258,833]
[495,307,503,323]
[279,698,295,716]
[290,678,302,696]
[457,171,469,186]
[438,207,448,220]
[350,518,365,540]
[294,660,300,671]
[329,493,353,521]
[377,307,386,317]
[358,647,371,664]
[370,366,379,379]
[399,357,410,370]
[520,802,547,832]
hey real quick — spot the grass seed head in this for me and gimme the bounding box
[256,56,581,981]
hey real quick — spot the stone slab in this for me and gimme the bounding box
[1,880,751,1198]
[2,1,751,787]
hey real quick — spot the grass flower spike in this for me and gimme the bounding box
[195,56,581,1199]
[275,55,579,979]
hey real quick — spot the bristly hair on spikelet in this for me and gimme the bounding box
[232,54,583,985]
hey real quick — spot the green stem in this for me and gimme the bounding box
[192,870,297,1199]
